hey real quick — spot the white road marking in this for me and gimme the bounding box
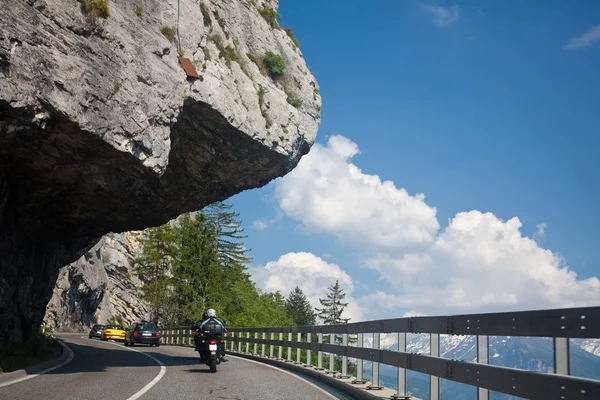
[0,340,74,388]
[228,354,338,400]
[106,341,166,400]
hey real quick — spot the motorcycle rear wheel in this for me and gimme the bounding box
[210,359,217,373]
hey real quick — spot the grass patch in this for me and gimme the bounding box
[203,47,211,60]
[313,87,320,100]
[134,5,143,17]
[233,36,240,47]
[211,34,224,51]
[219,45,240,67]
[281,125,289,133]
[113,81,121,93]
[263,51,285,79]
[160,26,177,42]
[200,3,212,27]
[286,92,302,108]
[80,0,110,19]
[283,27,300,48]
[177,49,184,57]
[0,334,59,373]
[249,0,256,6]
[259,8,281,28]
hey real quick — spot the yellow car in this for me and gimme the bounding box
[101,325,126,342]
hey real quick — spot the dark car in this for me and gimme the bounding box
[125,322,161,347]
[88,324,106,339]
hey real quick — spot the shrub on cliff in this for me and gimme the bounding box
[263,51,285,79]
[80,0,110,19]
[160,26,177,43]
[258,8,281,28]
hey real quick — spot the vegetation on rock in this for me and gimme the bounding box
[80,0,110,19]
[258,8,281,28]
[0,333,58,373]
[160,26,177,43]
[263,51,285,79]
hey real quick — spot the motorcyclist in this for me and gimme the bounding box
[193,311,209,352]
[198,309,225,362]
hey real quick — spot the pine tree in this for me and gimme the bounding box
[316,280,350,326]
[204,202,252,269]
[316,280,354,371]
[134,224,176,324]
[171,212,219,323]
[204,202,253,316]
[286,286,316,326]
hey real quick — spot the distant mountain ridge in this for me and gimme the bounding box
[359,335,600,399]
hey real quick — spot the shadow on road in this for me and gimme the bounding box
[44,337,213,375]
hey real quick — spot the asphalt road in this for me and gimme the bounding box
[0,333,337,400]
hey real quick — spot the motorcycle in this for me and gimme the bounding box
[194,323,226,373]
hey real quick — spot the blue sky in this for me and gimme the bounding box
[229,0,600,320]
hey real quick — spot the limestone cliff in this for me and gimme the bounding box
[0,0,321,343]
[44,231,150,332]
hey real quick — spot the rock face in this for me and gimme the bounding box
[0,0,320,343]
[44,231,150,332]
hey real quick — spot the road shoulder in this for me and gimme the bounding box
[0,339,74,388]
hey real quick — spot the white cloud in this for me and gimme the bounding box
[252,210,283,231]
[250,252,364,322]
[362,211,600,314]
[271,135,600,317]
[533,223,547,241]
[252,220,270,231]
[422,4,460,27]
[275,135,439,252]
[564,25,600,50]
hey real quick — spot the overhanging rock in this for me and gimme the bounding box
[0,0,320,343]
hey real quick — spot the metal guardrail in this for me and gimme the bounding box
[162,306,600,399]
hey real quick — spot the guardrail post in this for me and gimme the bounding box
[431,333,440,400]
[296,333,302,364]
[238,333,242,353]
[278,332,283,360]
[328,333,335,374]
[245,332,250,354]
[270,332,274,358]
[176,329,180,345]
[397,332,407,396]
[354,333,365,384]
[316,333,324,370]
[261,332,266,357]
[254,332,258,355]
[477,335,490,400]
[341,333,349,378]
[306,332,312,366]
[288,332,292,362]
[369,332,382,388]
[554,337,571,375]
[230,332,235,351]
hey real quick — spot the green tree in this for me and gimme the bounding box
[134,224,176,324]
[316,280,350,326]
[171,212,219,323]
[204,202,253,317]
[286,286,316,326]
[316,280,354,372]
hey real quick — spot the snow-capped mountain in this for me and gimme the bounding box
[357,334,600,399]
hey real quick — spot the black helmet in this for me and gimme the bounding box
[202,312,208,320]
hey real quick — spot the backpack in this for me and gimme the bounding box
[203,318,224,335]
